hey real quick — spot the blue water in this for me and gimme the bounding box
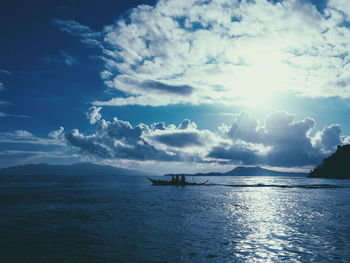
[1,175,350,263]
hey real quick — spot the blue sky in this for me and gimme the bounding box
[1,0,350,173]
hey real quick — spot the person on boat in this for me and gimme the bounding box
[180,175,186,184]
[175,175,180,183]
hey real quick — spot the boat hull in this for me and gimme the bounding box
[147,177,208,186]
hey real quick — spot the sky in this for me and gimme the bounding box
[1,0,350,173]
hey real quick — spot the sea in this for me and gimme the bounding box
[1,174,350,263]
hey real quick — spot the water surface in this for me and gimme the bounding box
[1,175,350,262]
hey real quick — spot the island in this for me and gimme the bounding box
[309,145,350,179]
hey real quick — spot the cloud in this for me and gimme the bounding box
[328,0,350,18]
[0,69,11,75]
[208,140,270,165]
[49,126,65,140]
[211,111,333,167]
[0,85,29,117]
[60,116,219,162]
[42,50,76,66]
[149,132,204,147]
[2,108,349,170]
[0,112,30,118]
[142,80,194,95]
[144,120,219,153]
[58,0,350,106]
[0,82,5,91]
[0,130,80,168]
[48,110,349,168]
[0,130,62,145]
[221,112,262,143]
[0,83,10,110]
[0,83,9,116]
[313,124,342,153]
[94,77,196,106]
[0,150,82,169]
[0,81,31,118]
[52,18,101,47]
[0,101,10,106]
[177,119,197,130]
[86,106,102,124]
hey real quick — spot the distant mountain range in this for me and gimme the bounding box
[0,163,149,176]
[0,163,308,177]
[165,166,307,177]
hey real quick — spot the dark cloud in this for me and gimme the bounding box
[314,124,342,152]
[142,80,194,95]
[208,141,262,165]
[264,116,319,166]
[210,112,331,167]
[64,118,206,162]
[65,129,113,158]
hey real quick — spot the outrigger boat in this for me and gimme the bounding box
[147,177,208,186]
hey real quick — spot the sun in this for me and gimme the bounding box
[225,49,296,111]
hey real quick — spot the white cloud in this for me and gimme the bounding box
[328,0,350,19]
[49,126,65,140]
[0,112,30,118]
[86,106,102,124]
[53,18,101,47]
[0,130,63,145]
[59,0,350,106]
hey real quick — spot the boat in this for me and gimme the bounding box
[147,177,208,186]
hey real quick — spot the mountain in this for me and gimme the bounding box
[222,166,307,177]
[165,166,307,177]
[0,162,149,176]
[309,145,350,179]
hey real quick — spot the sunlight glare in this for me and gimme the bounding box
[228,48,294,110]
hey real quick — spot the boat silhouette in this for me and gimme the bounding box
[147,177,208,186]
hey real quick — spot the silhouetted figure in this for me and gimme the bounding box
[180,175,186,184]
[175,175,180,184]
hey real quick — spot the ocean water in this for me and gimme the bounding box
[1,175,350,263]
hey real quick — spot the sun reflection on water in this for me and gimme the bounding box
[224,181,305,262]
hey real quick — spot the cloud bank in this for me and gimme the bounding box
[50,110,350,168]
[56,0,350,106]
